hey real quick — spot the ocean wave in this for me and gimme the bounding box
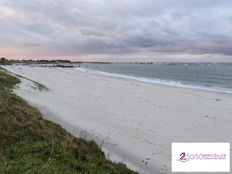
[75,67,232,94]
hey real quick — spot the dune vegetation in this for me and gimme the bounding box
[0,67,138,174]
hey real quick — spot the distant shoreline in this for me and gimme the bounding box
[2,57,232,65]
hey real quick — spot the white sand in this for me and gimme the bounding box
[5,65,232,174]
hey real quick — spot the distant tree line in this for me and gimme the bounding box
[0,57,12,65]
[0,58,113,65]
[0,58,74,65]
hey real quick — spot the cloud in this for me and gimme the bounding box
[0,0,232,61]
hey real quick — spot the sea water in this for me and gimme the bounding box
[75,63,232,94]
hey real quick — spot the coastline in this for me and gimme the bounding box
[75,66,232,95]
[5,65,232,174]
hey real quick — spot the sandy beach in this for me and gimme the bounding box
[5,65,232,174]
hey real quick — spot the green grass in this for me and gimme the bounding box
[0,67,20,91]
[0,67,138,174]
[0,61,12,66]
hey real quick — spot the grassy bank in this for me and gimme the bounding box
[0,67,138,174]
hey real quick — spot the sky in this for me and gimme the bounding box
[0,0,232,62]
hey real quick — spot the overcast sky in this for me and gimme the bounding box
[0,0,232,61]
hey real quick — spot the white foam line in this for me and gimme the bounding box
[76,67,232,95]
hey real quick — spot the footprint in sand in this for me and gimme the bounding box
[160,164,168,172]
[141,157,151,165]
[145,139,156,146]
[204,115,217,120]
